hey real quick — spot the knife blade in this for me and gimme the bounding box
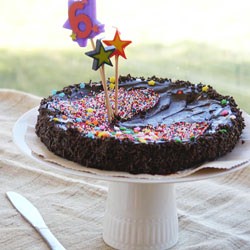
[6,191,65,250]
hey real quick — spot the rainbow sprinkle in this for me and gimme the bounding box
[48,87,209,144]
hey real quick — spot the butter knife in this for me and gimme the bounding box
[6,191,65,250]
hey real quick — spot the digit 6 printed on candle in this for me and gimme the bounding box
[69,1,93,39]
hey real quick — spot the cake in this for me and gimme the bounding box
[35,75,245,175]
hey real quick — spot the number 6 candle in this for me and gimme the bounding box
[64,0,105,47]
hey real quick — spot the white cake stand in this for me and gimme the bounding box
[13,107,250,250]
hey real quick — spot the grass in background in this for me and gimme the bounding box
[1,42,249,112]
[1,0,249,112]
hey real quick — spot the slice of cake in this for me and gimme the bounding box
[35,75,245,175]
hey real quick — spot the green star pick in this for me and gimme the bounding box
[85,39,116,71]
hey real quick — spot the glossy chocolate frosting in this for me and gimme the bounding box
[118,77,234,133]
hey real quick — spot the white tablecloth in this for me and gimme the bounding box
[0,89,250,249]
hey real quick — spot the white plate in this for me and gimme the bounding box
[13,107,250,184]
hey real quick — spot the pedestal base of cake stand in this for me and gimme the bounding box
[103,182,178,250]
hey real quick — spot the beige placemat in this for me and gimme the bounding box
[1,89,250,250]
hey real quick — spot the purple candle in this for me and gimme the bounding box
[64,0,105,47]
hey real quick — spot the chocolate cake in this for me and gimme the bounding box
[35,75,245,175]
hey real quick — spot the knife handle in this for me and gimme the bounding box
[36,227,66,250]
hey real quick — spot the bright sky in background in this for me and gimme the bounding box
[0,0,250,52]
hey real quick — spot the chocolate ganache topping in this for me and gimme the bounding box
[118,77,233,134]
[36,75,245,174]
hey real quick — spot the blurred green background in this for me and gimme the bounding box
[0,0,249,112]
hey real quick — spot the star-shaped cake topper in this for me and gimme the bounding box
[103,30,132,59]
[85,39,116,71]
[64,0,105,47]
